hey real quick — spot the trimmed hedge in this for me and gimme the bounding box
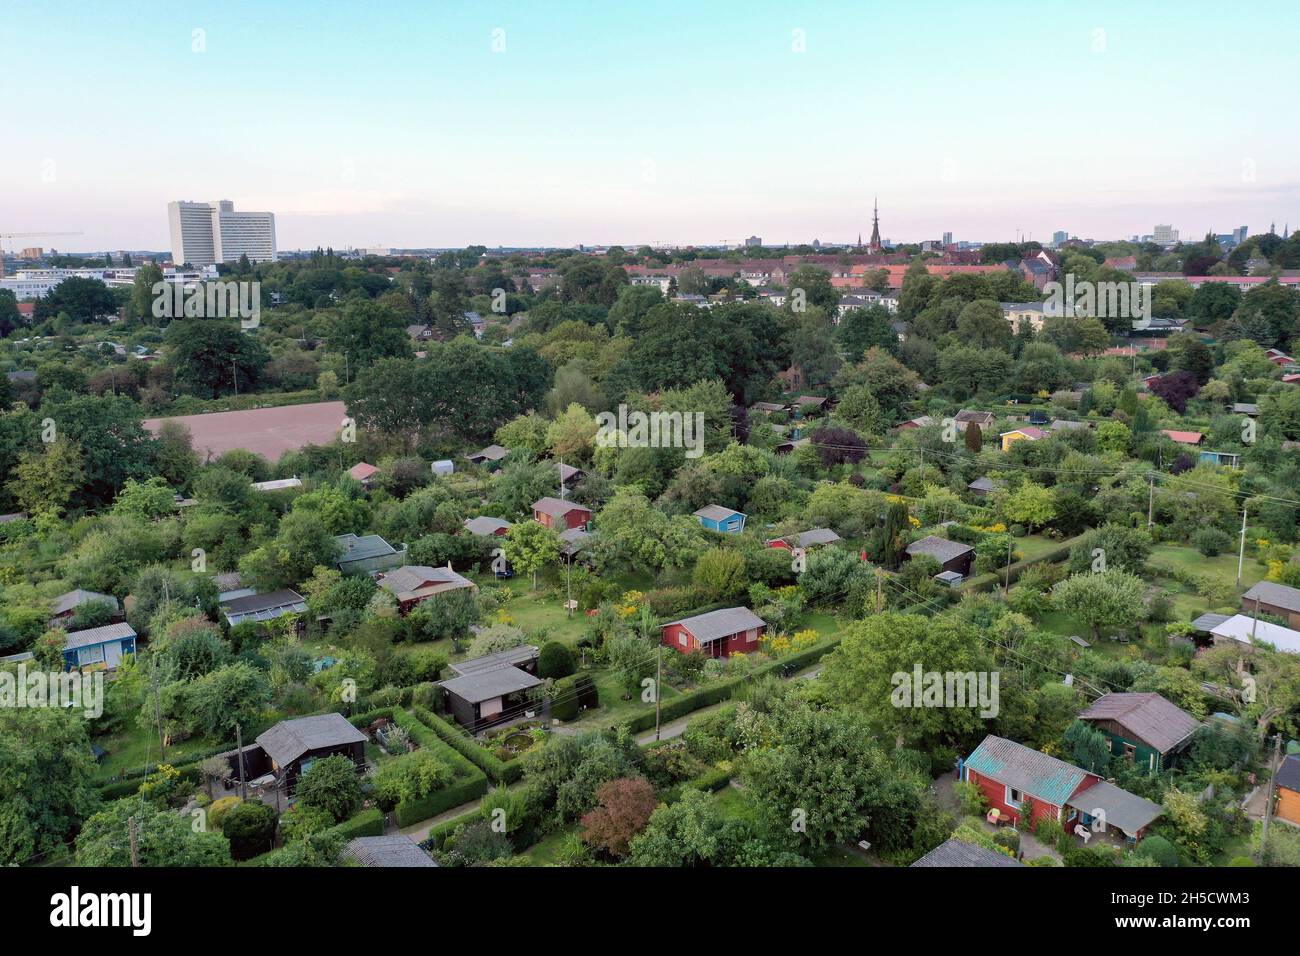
[348,707,489,826]
[409,705,524,785]
[660,766,733,805]
[961,537,1078,593]
[423,808,482,852]
[244,807,385,866]
[620,637,841,734]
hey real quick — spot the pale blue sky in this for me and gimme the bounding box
[2,0,1297,251]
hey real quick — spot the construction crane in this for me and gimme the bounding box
[1,230,82,247]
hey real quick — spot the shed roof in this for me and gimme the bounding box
[463,516,512,536]
[448,645,539,677]
[1065,780,1163,837]
[1243,580,1300,615]
[910,837,1023,868]
[1210,614,1300,654]
[532,496,588,518]
[964,735,1090,807]
[64,621,136,651]
[1078,693,1201,754]
[346,835,438,867]
[665,606,766,644]
[53,589,119,616]
[220,589,308,623]
[1276,754,1300,793]
[694,504,744,522]
[255,713,366,768]
[335,533,399,563]
[906,535,974,564]
[466,444,508,462]
[440,666,542,704]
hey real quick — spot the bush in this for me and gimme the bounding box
[208,796,242,832]
[294,754,363,823]
[222,800,278,861]
[550,674,599,722]
[1134,834,1179,867]
[537,641,576,680]
[1192,527,1233,557]
[1034,816,1064,847]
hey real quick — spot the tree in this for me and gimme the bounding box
[238,510,340,591]
[589,492,703,572]
[1003,481,1057,531]
[503,519,563,589]
[294,754,363,823]
[835,384,886,436]
[964,421,983,452]
[626,788,731,866]
[579,776,657,858]
[184,662,271,739]
[75,801,230,867]
[1062,719,1111,773]
[1052,570,1147,641]
[0,707,99,865]
[874,501,910,570]
[1148,370,1200,413]
[835,305,898,360]
[810,425,868,468]
[692,547,748,599]
[164,320,270,398]
[5,438,84,516]
[955,299,1013,351]
[1094,419,1132,455]
[537,641,576,679]
[545,403,598,463]
[1067,524,1152,575]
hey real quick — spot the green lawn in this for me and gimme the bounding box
[92,727,225,782]
[517,826,578,865]
[1150,544,1266,590]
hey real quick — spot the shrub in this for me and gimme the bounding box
[550,674,599,722]
[373,750,453,810]
[537,641,576,680]
[1034,816,1064,847]
[222,800,278,861]
[294,754,363,823]
[580,777,658,858]
[1192,527,1233,557]
[954,781,989,817]
[208,796,242,832]
[1134,834,1179,867]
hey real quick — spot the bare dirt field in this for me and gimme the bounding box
[144,401,349,462]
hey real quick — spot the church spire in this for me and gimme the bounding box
[868,195,882,253]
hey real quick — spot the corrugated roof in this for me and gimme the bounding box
[467,444,508,461]
[379,565,475,600]
[906,535,974,564]
[1066,780,1163,837]
[346,835,438,867]
[965,735,1089,807]
[794,528,841,547]
[64,621,135,651]
[335,533,399,563]
[255,713,366,769]
[911,837,1022,868]
[220,589,307,619]
[449,645,539,677]
[665,607,766,644]
[694,504,744,522]
[1078,693,1201,754]
[53,589,119,616]
[1211,614,1300,654]
[533,497,587,518]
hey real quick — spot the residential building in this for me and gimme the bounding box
[1001,302,1045,332]
[662,606,767,658]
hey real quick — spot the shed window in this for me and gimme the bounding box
[678,632,687,647]
[1123,743,1136,762]
[1006,786,1023,807]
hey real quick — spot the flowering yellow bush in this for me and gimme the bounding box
[616,590,645,618]
[495,609,516,625]
[908,515,921,527]
[972,522,1007,533]
[762,633,792,657]
[791,629,819,651]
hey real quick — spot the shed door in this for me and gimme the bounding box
[104,641,123,668]
[480,696,503,719]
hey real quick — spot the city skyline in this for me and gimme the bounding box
[2,0,1298,251]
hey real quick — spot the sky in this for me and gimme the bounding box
[2,0,1298,252]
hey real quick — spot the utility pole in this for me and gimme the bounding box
[151,657,167,761]
[1004,534,1013,596]
[231,358,238,397]
[236,722,247,800]
[1252,596,1261,642]
[1147,474,1155,529]
[654,646,663,741]
[876,572,883,614]
[1260,733,1283,859]
[128,815,140,868]
[1236,500,1249,585]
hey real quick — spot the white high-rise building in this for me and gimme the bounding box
[167,200,276,266]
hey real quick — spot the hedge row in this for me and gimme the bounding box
[244,807,385,866]
[96,764,205,801]
[660,766,733,805]
[410,705,524,785]
[619,637,841,734]
[349,706,490,826]
[961,537,1078,593]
